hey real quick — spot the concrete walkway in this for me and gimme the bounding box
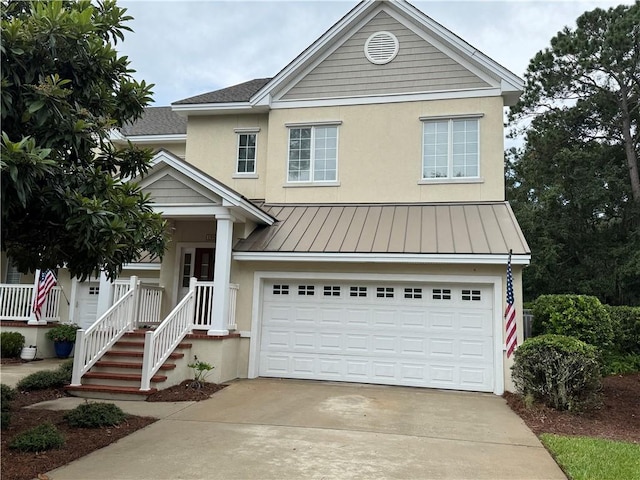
[39,379,565,480]
[0,358,67,387]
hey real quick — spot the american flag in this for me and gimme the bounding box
[32,270,57,321]
[505,251,518,358]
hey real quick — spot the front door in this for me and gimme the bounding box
[179,247,214,300]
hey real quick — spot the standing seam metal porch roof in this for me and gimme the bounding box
[235,202,530,255]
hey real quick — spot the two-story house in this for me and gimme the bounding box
[3,0,530,395]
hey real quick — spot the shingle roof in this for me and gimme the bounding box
[120,107,187,136]
[234,202,530,255]
[172,78,272,105]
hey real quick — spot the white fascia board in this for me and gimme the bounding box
[233,252,531,265]
[171,102,267,116]
[270,87,502,109]
[109,129,125,141]
[394,1,523,91]
[250,1,374,106]
[121,134,186,144]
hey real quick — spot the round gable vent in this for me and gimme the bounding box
[364,31,399,65]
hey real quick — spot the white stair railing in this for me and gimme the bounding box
[71,276,139,386]
[140,278,196,391]
[137,285,163,326]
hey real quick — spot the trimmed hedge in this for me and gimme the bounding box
[64,402,126,428]
[1,331,25,358]
[532,295,614,352]
[17,370,66,391]
[512,334,602,411]
[605,305,640,355]
[1,384,15,430]
[9,422,65,452]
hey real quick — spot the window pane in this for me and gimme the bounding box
[237,134,257,173]
[423,118,478,179]
[313,126,337,181]
[288,128,311,181]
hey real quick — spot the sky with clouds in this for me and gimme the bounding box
[117,0,632,107]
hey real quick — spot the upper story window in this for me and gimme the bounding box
[287,124,338,183]
[421,116,480,180]
[236,131,258,174]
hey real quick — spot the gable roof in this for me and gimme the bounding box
[143,149,275,225]
[120,107,187,136]
[173,78,272,105]
[234,202,530,264]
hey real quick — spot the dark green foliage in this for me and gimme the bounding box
[507,2,640,306]
[64,402,126,428]
[9,422,65,451]
[45,323,80,342]
[603,353,640,375]
[56,359,74,384]
[605,305,640,355]
[532,295,614,352]
[1,383,15,430]
[512,335,602,411]
[16,369,66,391]
[1,0,167,280]
[1,331,25,358]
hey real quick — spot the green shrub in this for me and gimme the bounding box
[64,402,126,428]
[532,295,614,352]
[16,369,66,391]
[45,323,80,342]
[605,305,640,355]
[1,331,25,358]
[511,334,602,411]
[1,412,10,429]
[603,353,640,375]
[1,384,15,430]
[9,422,65,451]
[56,359,74,383]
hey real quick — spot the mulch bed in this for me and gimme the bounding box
[1,381,226,480]
[504,373,639,443]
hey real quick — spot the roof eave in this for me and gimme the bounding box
[171,102,269,116]
[114,134,187,144]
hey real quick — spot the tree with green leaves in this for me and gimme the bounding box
[1,0,167,281]
[508,2,640,305]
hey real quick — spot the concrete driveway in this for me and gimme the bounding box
[48,379,565,480]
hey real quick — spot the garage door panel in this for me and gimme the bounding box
[260,279,495,392]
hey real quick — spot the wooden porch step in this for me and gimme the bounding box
[114,340,193,349]
[94,360,176,371]
[104,350,185,359]
[83,371,167,383]
[65,384,157,401]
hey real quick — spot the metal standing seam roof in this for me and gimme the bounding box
[235,202,530,255]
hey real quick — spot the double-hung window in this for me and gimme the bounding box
[422,116,480,180]
[236,130,258,175]
[287,124,338,183]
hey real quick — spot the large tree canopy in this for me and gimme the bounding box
[508,2,640,305]
[1,0,167,280]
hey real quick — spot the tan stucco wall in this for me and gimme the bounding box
[152,143,186,159]
[228,260,525,391]
[185,114,269,200]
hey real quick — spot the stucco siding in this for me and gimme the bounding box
[264,97,505,203]
[280,11,490,101]
[185,114,269,200]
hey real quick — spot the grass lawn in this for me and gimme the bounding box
[540,434,640,480]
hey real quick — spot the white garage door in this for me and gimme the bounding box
[259,280,495,392]
[76,282,100,330]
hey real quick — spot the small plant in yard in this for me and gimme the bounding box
[0,331,25,358]
[56,358,75,383]
[17,369,66,391]
[187,356,214,389]
[512,334,602,412]
[1,384,15,430]
[9,422,65,452]
[45,323,80,342]
[64,402,127,428]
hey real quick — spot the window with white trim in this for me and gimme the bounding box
[422,118,479,179]
[5,259,21,284]
[288,125,338,182]
[236,133,257,174]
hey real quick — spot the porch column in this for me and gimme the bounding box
[95,271,114,319]
[209,212,233,336]
[28,269,45,325]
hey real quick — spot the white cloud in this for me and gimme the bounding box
[118,0,632,105]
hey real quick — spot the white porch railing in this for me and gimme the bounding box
[114,280,163,327]
[0,284,61,322]
[140,279,197,391]
[71,277,139,386]
[193,281,239,331]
